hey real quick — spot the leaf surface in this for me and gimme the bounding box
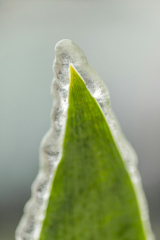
[39,65,146,240]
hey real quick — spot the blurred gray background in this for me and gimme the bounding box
[0,0,160,239]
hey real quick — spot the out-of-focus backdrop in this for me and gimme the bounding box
[0,0,160,239]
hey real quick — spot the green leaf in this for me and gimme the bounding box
[16,40,154,240]
[39,65,146,240]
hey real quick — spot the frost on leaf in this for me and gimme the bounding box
[16,40,154,240]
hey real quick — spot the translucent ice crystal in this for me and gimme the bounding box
[15,39,155,240]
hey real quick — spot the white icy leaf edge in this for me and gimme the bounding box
[15,39,155,240]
